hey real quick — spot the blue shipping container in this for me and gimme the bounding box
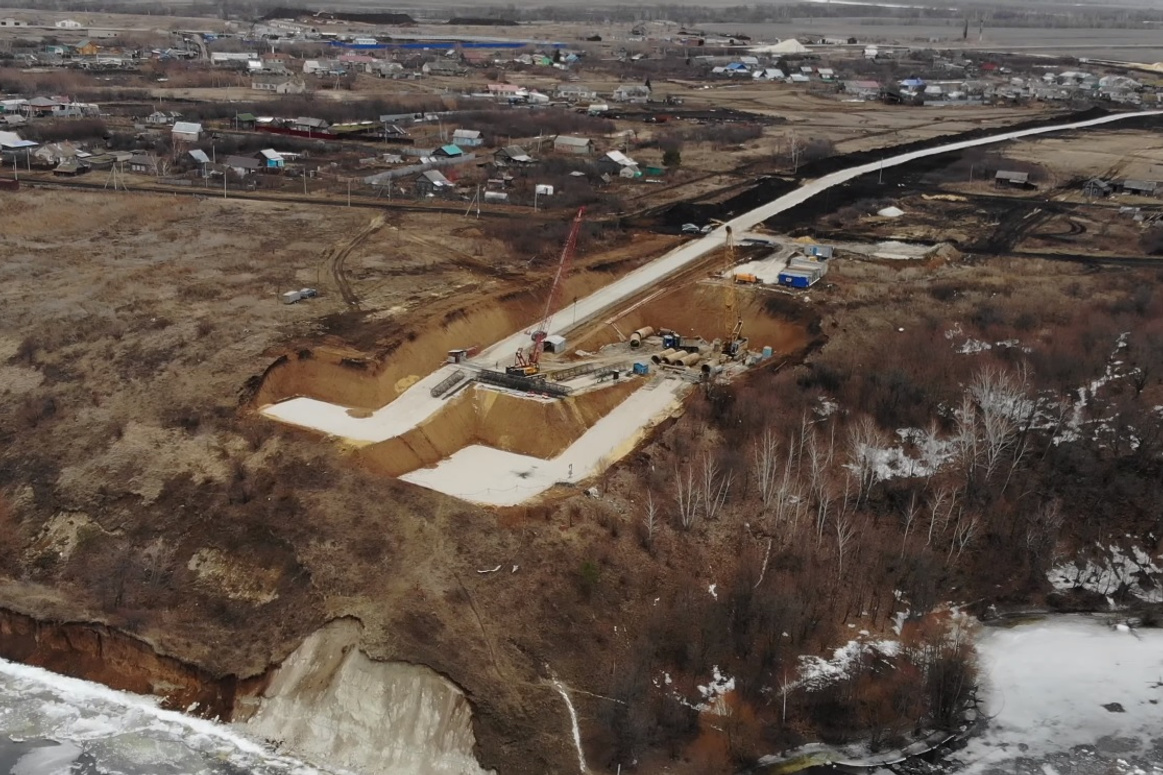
[778,270,816,289]
[633,362,649,375]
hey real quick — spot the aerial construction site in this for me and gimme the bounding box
[260,206,817,505]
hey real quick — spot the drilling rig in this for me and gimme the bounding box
[507,207,586,377]
[711,223,745,358]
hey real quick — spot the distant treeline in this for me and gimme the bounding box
[447,17,518,26]
[260,7,415,25]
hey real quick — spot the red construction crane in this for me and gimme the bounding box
[510,206,586,376]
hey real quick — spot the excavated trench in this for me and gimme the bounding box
[252,262,643,413]
[356,379,639,478]
[569,280,813,357]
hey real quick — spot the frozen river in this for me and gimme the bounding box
[954,615,1163,775]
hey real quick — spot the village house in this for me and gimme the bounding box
[55,18,82,29]
[35,142,79,166]
[293,117,329,133]
[1118,179,1158,196]
[0,17,28,27]
[224,155,263,176]
[994,170,1031,188]
[451,129,482,147]
[414,168,454,197]
[128,154,159,175]
[422,58,466,76]
[145,110,180,125]
[258,149,285,169]
[72,40,100,57]
[251,74,307,94]
[434,144,465,159]
[369,60,404,78]
[26,97,68,118]
[598,149,640,177]
[612,83,651,103]
[493,145,533,166]
[171,121,203,142]
[554,135,594,155]
[554,84,599,102]
[486,83,523,100]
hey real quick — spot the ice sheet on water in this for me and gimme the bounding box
[11,741,81,775]
[953,616,1163,775]
[0,658,346,775]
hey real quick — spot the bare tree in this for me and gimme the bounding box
[754,429,780,507]
[926,487,957,547]
[846,416,885,505]
[835,512,857,579]
[969,364,1034,484]
[900,492,920,556]
[700,453,732,522]
[949,510,979,562]
[674,464,700,531]
[641,493,659,549]
[1024,499,1064,560]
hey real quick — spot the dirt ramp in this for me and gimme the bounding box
[357,381,639,478]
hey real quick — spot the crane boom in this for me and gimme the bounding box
[513,207,586,372]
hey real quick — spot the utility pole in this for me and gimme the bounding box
[347,178,352,206]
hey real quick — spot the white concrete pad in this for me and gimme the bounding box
[260,365,459,444]
[400,380,688,505]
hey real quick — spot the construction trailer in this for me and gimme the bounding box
[787,256,829,276]
[778,267,823,289]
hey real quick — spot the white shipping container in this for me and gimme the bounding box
[281,290,302,304]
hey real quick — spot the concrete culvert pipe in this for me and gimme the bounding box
[700,359,721,374]
[653,348,677,364]
[679,352,702,367]
[663,351,688,365]
[629,326,655,348]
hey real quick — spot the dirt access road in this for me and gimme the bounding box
[262,110,1163,456]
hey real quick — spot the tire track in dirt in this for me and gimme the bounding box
[322,214,385,308]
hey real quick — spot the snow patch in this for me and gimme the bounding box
[1048,544,1163,603]
[794,638,901,692]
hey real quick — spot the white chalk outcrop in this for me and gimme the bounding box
[241,619,491,775]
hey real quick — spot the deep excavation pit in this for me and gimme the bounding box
[568,280,813,357]
[251,260,646,412]
[356,379,639,478]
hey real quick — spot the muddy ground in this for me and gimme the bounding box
[3,123,1163,774]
